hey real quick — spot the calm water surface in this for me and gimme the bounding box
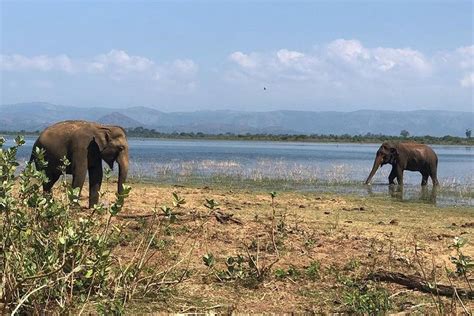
[8,137,474,207]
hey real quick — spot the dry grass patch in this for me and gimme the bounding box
[77,181,474,314]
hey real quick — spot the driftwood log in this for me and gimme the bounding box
[368,270,474,299]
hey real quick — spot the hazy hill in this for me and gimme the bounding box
[98,112,143,128]
[1,102,472,136]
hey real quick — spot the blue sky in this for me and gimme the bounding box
[1,1,473,112]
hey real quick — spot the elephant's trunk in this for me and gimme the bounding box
[117,149,129,194]
[365,154,383,184]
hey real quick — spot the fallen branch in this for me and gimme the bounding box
[213,210,243,225]
[367,270,474,299]
[117,211,186,219]
[118,210,243,225]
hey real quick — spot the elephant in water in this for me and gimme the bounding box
[30,120,129,208]
[365,141,439,186]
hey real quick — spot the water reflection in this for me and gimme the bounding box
[387,185,438,205]
[420,186,438,204]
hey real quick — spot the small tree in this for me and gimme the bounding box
[400,130,410,138]
[466,129,472,139]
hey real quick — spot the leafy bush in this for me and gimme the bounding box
[0,136,131,314]
[342,282,391,314]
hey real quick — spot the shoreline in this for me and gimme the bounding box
[123,177,474,208]
[1,131,473,146]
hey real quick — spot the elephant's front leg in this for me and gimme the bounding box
[88,162,103,208]
[388,166,397,185]
[43,170,61,193]
[396,166,404,185]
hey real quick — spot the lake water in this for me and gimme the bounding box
[6,137,474,207]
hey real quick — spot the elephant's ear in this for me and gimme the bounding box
[93,127,111,152]
[390,147,399,157]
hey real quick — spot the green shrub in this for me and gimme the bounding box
[342,282,391,314]
[0,136,131,314]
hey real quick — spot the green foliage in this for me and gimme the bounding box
[204,198,219,210]
[344,258,361,272]
[449,237,473,277]
[203,252,275,286]
[2,128,474,145]
[400,129,410,138]
[274,268,287,279]
[172,192,186,208]
[0,137,131,314]
[118,127,474,145]
[161,205,177,222]
[202,253,215,268]
[274,262,320,281]
[305,261,321,280]
[342,282,391,314]
[220,255,247,280]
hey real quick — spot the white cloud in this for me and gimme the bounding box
[0,54,74,73]
[229,51,258,69]
[372,47,430,73]
[227,48,321,83]
[172,59,198,77]
[460,72,474,87]
[228,39,454,85]
[224,39,472,111]
[325,39,431,75]
[0,50,198,84]
[276,49,305,65]
[327,39,369,63]
[456,45,474,69]
[91,49,154,74]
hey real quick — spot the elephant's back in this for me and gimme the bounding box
[400,142,437,154]
[36,121,95,159]
[39,121,98,141]
[42,120,98,133]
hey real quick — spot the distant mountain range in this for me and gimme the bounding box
[1,102,472,136]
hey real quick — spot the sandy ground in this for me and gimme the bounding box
[81,181,473,313]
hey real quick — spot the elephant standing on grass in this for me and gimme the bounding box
[365,142,439,186]
[30,120,129,208]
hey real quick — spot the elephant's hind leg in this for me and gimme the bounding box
[421,172,429,186]
[430,165,439,186]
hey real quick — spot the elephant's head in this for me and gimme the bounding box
[94,125,129,194]
[365,142,398,184]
